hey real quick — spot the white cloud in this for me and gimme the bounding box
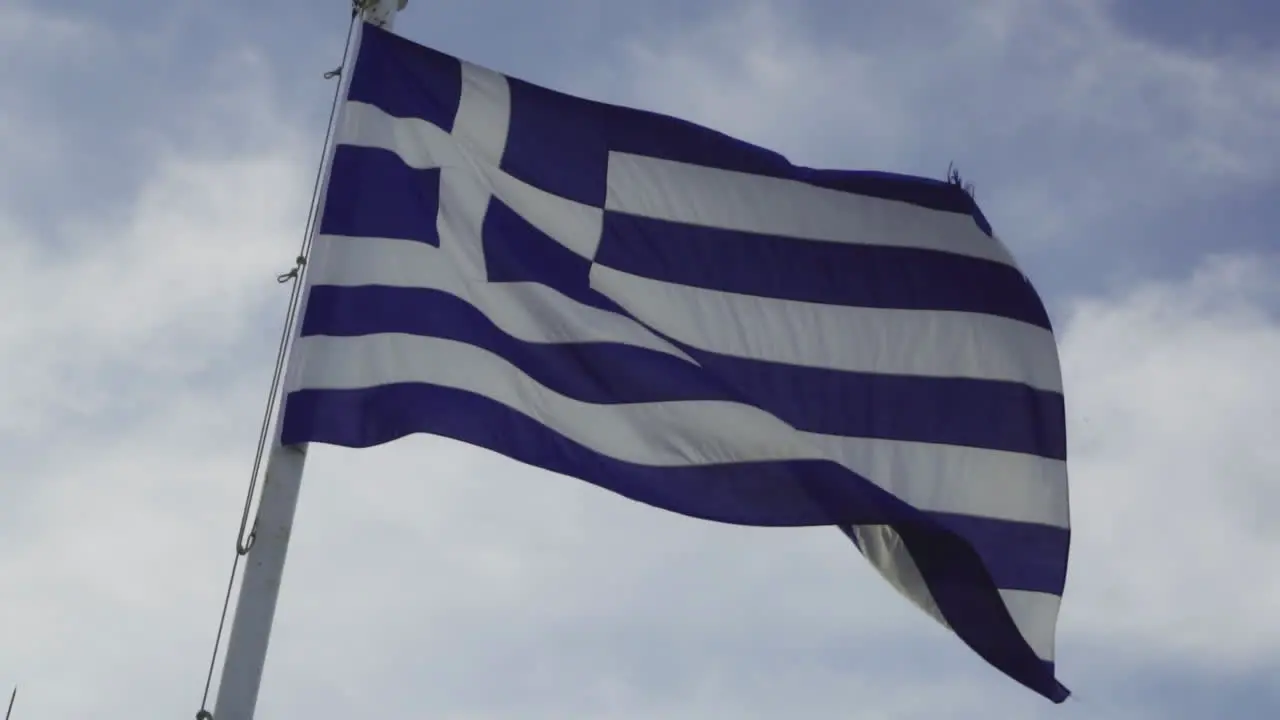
[0,10,315,711]
[1058,254,1280,667]
[0,42,311,434]
[0,3,109,61]
[581,1,915,170]
[0,5,111,195]
[3,2,1279,719]
[587,0,1280,248]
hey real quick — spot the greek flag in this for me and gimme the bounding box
[282,23,1070,701]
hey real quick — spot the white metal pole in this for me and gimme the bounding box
[210,2,405,718]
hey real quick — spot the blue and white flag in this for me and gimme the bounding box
[282,23,1070,701]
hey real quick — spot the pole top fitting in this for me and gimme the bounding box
[359,0,407,28]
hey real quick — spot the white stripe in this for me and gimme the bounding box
[590,264,1064,393]
[808,435,1068,528]
[605,152,1018,267]
[289,331,1067,527]
[307,234,692,363]
[998,589,1060,662]
[337,101,604,258]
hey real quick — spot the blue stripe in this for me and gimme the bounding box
[930,512,1069,595]
[281,383,1067,701]
[598,212,1051,329]
[354,23,993,235]
[794,168,992,237]
[299,284,1066,459]
[280,382,1066,595]
[321,146,441,244]
[680,348,1067,461]
[283,383,908,526]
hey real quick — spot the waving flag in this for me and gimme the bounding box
[282,22,1070,701]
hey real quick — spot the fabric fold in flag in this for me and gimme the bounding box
[283,21,1071,702]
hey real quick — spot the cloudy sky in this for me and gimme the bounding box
[3,0,1279,717]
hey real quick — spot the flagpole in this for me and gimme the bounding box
[208,2,405,719]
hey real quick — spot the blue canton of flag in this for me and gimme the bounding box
[282,22,1071,702]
